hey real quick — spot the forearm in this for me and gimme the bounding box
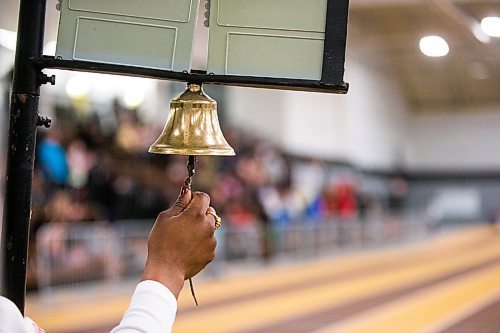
[110,280,178,333]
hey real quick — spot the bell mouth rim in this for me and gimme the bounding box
[148,146,235,156]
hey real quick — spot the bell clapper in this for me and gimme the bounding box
[185,155,199,306]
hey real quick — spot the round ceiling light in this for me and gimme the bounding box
[481,16,500,37]
[419,36,449,57]
[65,75,91,99]
[123,89,145,109]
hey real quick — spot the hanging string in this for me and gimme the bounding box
[185,155,199,306]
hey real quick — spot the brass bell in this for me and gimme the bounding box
[149,83,235,156]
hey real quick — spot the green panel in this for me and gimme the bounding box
[225,33,323,79]
[73,18,176,70]
[69,0,194,22]
[56,0,199,71]
[207,0,326,79]
[217,0,326,32]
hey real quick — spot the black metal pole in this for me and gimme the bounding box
[1,0,47,314]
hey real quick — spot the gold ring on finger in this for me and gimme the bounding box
[207,212,222,230]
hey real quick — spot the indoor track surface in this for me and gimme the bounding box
[26,225,500,333]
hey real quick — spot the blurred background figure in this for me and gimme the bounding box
[37,129,69,189]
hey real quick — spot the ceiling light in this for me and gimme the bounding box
[123,89,145,109]
[481,17,500,37]
[419,36,449,57]
[472,23,491,43]
[65,75,91,99]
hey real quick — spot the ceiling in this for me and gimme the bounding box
[349,0,500,112]
[1,0,499,113]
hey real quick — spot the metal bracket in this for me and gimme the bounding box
[38,72,56,86]
[36,113,52,128]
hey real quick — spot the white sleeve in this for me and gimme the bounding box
[110,280,178,333]
[0,296,44,333]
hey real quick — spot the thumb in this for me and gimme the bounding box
[162,186,192,218]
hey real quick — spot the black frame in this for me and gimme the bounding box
[1,0,349,313]
[37,56,348,94]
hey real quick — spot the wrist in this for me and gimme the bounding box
[141,259,185,298]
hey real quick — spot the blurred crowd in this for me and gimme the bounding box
[32,107,407,226]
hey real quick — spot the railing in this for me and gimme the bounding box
[36,220,152,291]
[35,215,423,293]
